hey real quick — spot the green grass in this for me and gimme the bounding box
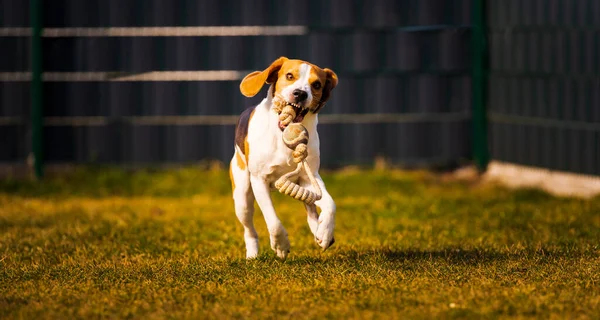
[1,167,599,319]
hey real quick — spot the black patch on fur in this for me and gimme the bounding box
[235,106,256,154]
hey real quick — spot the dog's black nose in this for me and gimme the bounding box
[292,89,308,102]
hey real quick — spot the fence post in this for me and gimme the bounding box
[472,0,489,172]
[30,0,44,178]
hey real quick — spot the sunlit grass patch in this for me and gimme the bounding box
[1,167,599,319]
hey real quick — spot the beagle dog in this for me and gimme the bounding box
[230,57,338,259]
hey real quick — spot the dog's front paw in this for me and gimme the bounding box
[245,238,259,259]
[270,227,290,260]
[315,217,335,250]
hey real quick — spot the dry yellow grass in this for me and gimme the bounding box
[1,167,599,319]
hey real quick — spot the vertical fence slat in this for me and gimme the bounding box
[472,0,489,171]
[30,0,44,178]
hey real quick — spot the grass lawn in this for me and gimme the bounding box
[1,167,599,319]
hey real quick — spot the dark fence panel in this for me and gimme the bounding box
[0,0,473,168]
[0,0,30,163]
[39,29,471,72]
[43,124,236,164]
[486,0,600,176]
[41,120,471,167]
[0,37,29,71]
[0,0,29,27]
[39,0,471,28]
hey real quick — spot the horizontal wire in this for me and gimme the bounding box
[0,26,308,37]
[0,71,246,82]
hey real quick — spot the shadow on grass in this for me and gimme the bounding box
[360,248,511,264]
[201,246,591,284]
[244,246,594,268]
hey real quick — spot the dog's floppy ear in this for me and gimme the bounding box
[314,68,338,113]
[240,56,288,97]
[321,68,338,102]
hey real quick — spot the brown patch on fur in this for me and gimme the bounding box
[235,151,246,170]
[313,68,338,113]
[308,68,326,110]
[239,56,288,97]
[244,138,250,163]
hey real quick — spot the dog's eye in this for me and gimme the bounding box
[286,73,294,80]
[312,82,322,90]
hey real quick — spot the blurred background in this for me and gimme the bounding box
[0,0,599,178]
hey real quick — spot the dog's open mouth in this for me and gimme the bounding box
[278,102,310,130]
[288,102,309,123]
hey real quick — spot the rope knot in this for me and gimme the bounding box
[273,95,298,128]
[279,105,296,128]
[282,123,309,163]
[275,123,322,205]
[292,144,308,163]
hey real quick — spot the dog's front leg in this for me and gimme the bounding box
[304,203,319,236]
[250,175,290,260]
[313,174,336,250]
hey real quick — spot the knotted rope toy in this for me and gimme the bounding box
[272,96,323,205]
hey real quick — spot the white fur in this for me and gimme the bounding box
[280,63,314,108]
[230,83,335,260]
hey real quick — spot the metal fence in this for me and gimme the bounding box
[0,0,473,175]
[1,1,598,177]
[486,0,600,176]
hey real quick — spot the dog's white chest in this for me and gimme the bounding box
[246,101,319,183]
[250,132,299,181]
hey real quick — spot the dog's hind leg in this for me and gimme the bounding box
[230,154,259,259]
